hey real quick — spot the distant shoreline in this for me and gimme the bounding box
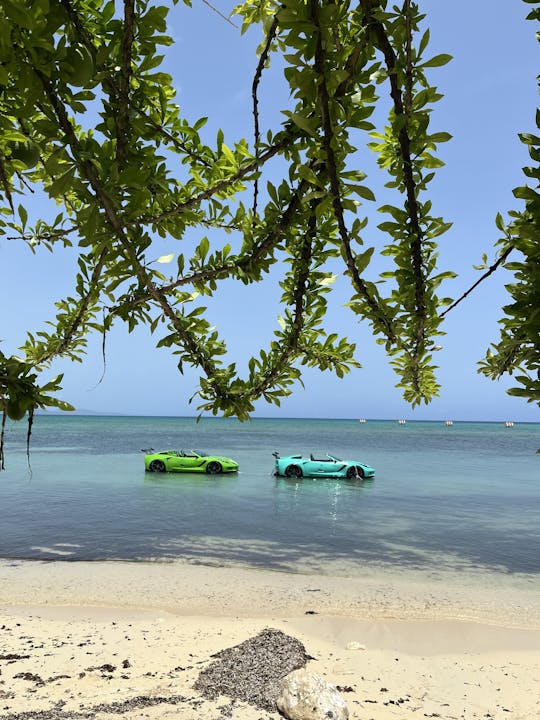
[32,413,540,424]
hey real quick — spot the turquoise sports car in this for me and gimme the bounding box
[144,449,239,474]
[273,452,375,479]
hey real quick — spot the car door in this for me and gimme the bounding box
[178,451,205,471]
[166,451,188,472]
[319,457,342,476]
[310,457,334,476]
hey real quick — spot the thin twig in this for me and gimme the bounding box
[440,247,513,318]
[201,0,238,27]
[26,408,34,477]
[0,409,6,470]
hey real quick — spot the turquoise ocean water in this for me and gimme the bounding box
[0,416,539,577]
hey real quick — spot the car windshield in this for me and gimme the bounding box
[327,453,341,461]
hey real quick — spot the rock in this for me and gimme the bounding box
[277,669,349,720]
[345,641,366,651]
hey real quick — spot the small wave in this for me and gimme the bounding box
[30,546,76,556]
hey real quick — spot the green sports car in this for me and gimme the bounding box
[144,449,239,474]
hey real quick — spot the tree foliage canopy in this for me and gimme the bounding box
[0,0,538,466]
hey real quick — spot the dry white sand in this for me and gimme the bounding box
[0,559,539,720]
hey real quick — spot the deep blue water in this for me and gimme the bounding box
[0,416,539,576]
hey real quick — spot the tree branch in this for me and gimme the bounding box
[440,246,513,318]
[143,133,293,226]
[310,0,398,345]
[360,0,426,341]
[116,0,136,166]
[108,178,310,315]
[251,15,279,218]
[33,251,108,365]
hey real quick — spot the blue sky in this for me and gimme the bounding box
[1,0,538,421]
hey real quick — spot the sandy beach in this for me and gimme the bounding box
[0,559,539,720]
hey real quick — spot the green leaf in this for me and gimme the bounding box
[418,28,430,57]
[287,112,318,136]
[318,274,337,286]
[513,186,539,201]
[420,53,453,68]
[428,132,452,143]
[48,169,76,197]
[349,185,376,201]
[297,164,319,185]
[198,236,209,261]
[221,144,236,165]
[355,247,375,273]
[18,204,28,229]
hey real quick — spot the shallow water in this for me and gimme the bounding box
[1,416,539,577]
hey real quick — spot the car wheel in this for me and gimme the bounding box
[149,460,166,472]
[206,461,222,474]
[285,464,302,478]
[346,466,364,479]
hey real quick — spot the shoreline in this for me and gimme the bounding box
[1,559,539,720]
[2,558,539,627]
